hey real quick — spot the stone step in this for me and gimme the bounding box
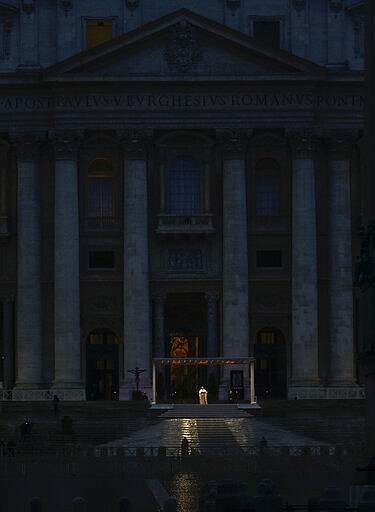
[160,404,251,419]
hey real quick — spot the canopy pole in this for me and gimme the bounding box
[250,360,255,404]
[152,361,156,404]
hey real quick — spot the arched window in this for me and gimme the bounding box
[168,156,200,215]
[255,158,281,216]
[88,158,115,226]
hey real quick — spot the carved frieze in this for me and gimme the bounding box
[167,248,204,272]
[325,132,356,159]
[165,20,201,74]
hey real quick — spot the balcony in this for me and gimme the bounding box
[156,214,215,235]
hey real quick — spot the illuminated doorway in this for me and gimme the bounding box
[254,328,287,399]
[86,329,119,400]
[165,293,207,401]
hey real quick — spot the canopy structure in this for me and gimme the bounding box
[151,357,256,404]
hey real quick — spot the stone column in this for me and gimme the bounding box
[221,133,249,400]
[15,135,43,388]
[19,0,39,68]
[2,296,15,389]
[290,134,320,394]
[0,140,10,238]
[121,136,151,399]
[153,292,166,400]
[327,135,355,387]
[206,292,219,358]
[52,133,83,394]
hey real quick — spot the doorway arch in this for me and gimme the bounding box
[254,328,287,399]
[86,329,119,400]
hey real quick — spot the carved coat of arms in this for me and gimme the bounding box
[165,20,201,74]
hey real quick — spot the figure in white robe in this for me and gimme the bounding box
[199,386,208,404]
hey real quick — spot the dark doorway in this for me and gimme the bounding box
[254,328,287,399]
[86,329,119,400]
[165,293,207,401]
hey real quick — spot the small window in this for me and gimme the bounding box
[86,20,114,49]
[253,20,280,48]
[89,250,115,269]
[259,331,276,345]
[256,250,282,268]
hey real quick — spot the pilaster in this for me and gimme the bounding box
[19,0,39,68]
[220,130,250,400]
[2,296,15,389]
[289,132,320,391]
[121,133,152,399]
[0,140,10,238]
[52,132,84,395]
[15,134,43,388]
[327,133,356,386]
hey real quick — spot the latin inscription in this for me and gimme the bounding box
[0,92,364,112]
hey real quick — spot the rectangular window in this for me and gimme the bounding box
[86,20,113,49]
[255,177,280,216]
[256,250,282,268]
[88,178,115,225]
[253,20,280,48]
[89,250,115,269]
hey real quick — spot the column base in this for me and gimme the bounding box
[288,385,365,399]
[9,388,85,400]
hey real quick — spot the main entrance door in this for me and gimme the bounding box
[165,293,207,402]
[86,329,119,400]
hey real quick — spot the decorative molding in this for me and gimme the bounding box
[88,295,113,312]
[60,0,73,16]
[292,0,307,11]
[1,19,12,60]
[15,134,42,161]
[325,132,355,159]
[226,0,240,14]
[328,0,344,14]
[288,130,316,159]
[125,0,139,10]
[21,0,35,16]
[121,129,152,157]
[218,129,251,157]
[51,131,81,160]
[165,20,201,74]
[167,248,204,272]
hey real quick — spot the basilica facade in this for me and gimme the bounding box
[0,0,366,400]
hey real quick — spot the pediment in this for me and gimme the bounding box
[0,2,18,15]
[44,9,325,81]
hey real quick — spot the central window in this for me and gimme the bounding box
[168,156,201,215]
[87,158,115,226]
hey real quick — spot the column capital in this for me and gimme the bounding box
[287,130,317,159]
[217,129,252,158]
[120,129,153,158]
[152,291,167,303]
[325,132,356,159]
[50,131,82,160]
[205,292,219,303]
[14,134,42,161]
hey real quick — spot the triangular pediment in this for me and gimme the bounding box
[44,9,325,81]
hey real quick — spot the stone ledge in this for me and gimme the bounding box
[1,388,86,401]
[288,386,365,400]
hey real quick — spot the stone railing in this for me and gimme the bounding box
[0,389,86,401]
[156,213,215,234]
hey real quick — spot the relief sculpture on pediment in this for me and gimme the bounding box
[165,20,201,74]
